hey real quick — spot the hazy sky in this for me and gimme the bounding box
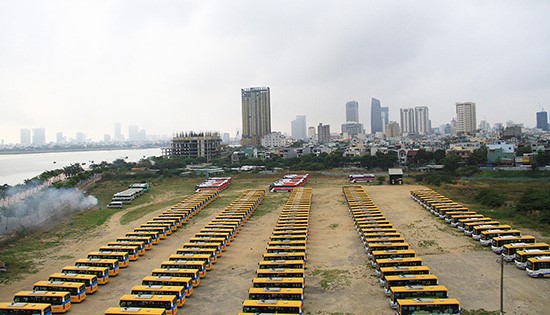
[1,1,549,144]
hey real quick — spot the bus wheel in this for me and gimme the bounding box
[537,273,543,278]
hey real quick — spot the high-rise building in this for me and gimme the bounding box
[241,87,271,147]
[456,102,477,134]
[536,110,549,131]
[291,115,307,140]
[317,123,331,144]
[168,131,222,162]
[341,122,364,137]
[56,132,64,144]
[20,128,31,145]
[371,98,383,134]
[128,125,139,141]
[400,108,415,135]
[114,122,123,142]
[32,128,46,146]
[76,132,86,143]
[386,121,401,138]
[307,127,316,139]
[415,106,430,135]
[346,101,359,122]
[380,107,389,132]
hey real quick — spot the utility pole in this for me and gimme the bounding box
[500,255,504,315]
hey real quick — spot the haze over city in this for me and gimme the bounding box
[1,1,549,144]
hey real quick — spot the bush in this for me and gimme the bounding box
[516,189,550,224]
[475,189,505,208]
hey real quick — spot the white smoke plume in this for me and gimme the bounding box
[0,187,98,237]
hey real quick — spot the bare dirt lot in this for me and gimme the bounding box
[1,177,549,315]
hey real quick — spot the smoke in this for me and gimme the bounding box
[0,187,98,237]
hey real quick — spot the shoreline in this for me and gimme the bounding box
[0,145,167,156]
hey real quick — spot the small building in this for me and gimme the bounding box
[388,168,404,185]
[487,141,515,164]
[163,131,221,162]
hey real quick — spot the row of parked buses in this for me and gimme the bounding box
[104,189,267,315]
[0,190,220,315]
[239,187,312,315]
[411,189,550,278]
[343,185,461,315]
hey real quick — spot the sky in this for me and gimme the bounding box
[1,0,549,144]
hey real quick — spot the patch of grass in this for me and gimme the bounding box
[418,240,437,247]
[250,193,288,220]
[329,223,339,229]
[311,268,351,290]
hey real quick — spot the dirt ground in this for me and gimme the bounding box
[1,179,549,315]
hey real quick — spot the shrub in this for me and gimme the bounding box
[475,189,505,208]
[516,189,550,224]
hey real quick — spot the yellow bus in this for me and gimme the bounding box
[463,221,500,235]
[514,249,550,269]
[131,285,186,308]
[371,250,417,267]
[74,258,120,277]
[168,253,212,271]
[366,243,410,258]
[104,307,166,315]
[109,240,147,255]
[88,251,130,268]
[136,226,168,239]
[142,276,193,297]
[175,248,218,263]
[143,222,174,235]
[33,280,86,303]
[266,245,307,254]
[502,243,549,262]
[102,245,141,260]
[248,287,304,301]
[148,219,178,231]
[258,260,306,270]
[456,217,492,231]
[374,257,424,276]
[256,268,305,278]
[378,265,431,286]
[241,299,302,314]
[0,302,53,315]
[161,260,207,278]
[267,240,308,247]
[491,235,536,253]
[153,216,183,228]
[62,265,109,285]
[194,231,231,246]
[526,256,550,278]
[48,272,98,294]
[126,231,160,245]
[479,229,522,246]
[383,274,439,296]
[181,242,222,256]
[252,277,305,289]
[13,291,71,313]
[472,224,511,240]
[270,234,308,242]
[189,237,227,251]
[263,252,307,265]
[388,285,448,309]
[151,268,200,287]
[119,294,177,315]
[396,298,461,315]
[117,236,153,250]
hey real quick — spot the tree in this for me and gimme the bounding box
[63,163,84,177]
[441,155,462,174]
[433,149,446,164]
[467,147,488,166]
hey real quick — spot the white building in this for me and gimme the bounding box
[456,102,477,134]
[261,132,286,148]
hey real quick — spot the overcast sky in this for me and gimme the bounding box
[1,0,549,144]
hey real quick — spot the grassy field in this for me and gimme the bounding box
[428,179,550,238]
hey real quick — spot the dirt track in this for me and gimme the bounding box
[1,178,549,314]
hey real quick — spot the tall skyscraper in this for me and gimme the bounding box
[76,132,86,143]
[415,106,430,135]
[400,108,415,135]
[114,122,123,141]
[386,121,401,138]
[32,128,46,146]
[56,132,64,143]
[291,115,307,140]
[241,87,271,147]
[536,110,549,131]
[456,102,477,134]
[371,98,383,134]
[380,107,389,132]
[346,101,359,122]
[317,123,331,144]
[20,128,31,145]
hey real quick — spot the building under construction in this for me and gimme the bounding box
[163,132,222,162]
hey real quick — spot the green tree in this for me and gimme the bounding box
[441,155,462,174]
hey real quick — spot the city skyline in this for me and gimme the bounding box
[1,1,549,143]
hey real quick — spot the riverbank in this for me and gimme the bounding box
[0,144,168,155]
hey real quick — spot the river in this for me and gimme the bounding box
[0,148,162,186]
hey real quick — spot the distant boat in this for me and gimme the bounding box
[53,161,56,164]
